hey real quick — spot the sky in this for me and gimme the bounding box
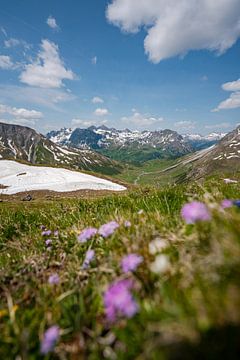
[0,0,240,135]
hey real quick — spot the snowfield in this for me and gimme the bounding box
[0,160,126,195]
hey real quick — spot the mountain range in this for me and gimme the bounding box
[47,125,225,164]
[1,121,238,182]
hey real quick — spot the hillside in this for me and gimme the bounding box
[0,122,122,175]
[1,178,240,358]
[186,125,240,180]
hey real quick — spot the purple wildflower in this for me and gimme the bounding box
[78,227,98,243]
[48,274,60,285]
[54,230,59,237]
[121,254,143,273]
[233,200,240,208]
[40,225,46,230]
[45,239,52,246]
[40,325,60,354]
[181,201,211,224]
[82,249,95,269]
[221,199,233,209]
[124,221,131,228]
[104,279,138,322]
[98,221,119,238]
[42,230,52,237]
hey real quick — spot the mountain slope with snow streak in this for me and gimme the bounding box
[0,160,126,195]
[0,122,122,175]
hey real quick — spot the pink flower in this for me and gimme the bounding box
[48,274,60,285]
[98,221,119,238]
[82,249,95,269]
[121,254,143,273]
[104,279,138,322]
[181,201,211,224]
[221,199,233,209]
[40,325,60,354]
[78,227,98,243]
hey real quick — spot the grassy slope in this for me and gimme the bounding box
[113,158,188,186]
[1,177,240,358]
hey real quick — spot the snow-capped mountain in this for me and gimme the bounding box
[47,126,193,163]
[47,125,225,163]
[0,122,122,175]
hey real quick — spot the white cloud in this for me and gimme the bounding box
[213,92,240,111]
[92,96,104,104]
[121,111,164,127]
[71,118,108,127]
[174,120,196,130]
[222,79,240,92]
[19,39,75,88]
[0,104,43,127]
[205,122,231,129]
[0,104,43,119]
[91,56,97,65]
[47,16,60,31]
[106,0,240,63]
[94,108,109,116]
[4,38,30,49]
[0,85,75,110]
[213,78,240,111]
[0,55,15,70]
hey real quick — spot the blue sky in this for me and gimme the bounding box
[0,0,240,135]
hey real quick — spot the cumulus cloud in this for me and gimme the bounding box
[174,120,196,130]
[106,0,240,63]
[121,110,164,127]
[222,79,240,92]
[19,39,75,88]
[94,108,109,116]
[0,104,43,126]
[0,55,15,70]
[0,104,43,119]
[47,16,60,31]
[72,118,108,127]
[92,96,104,104]
[213,78,240,111]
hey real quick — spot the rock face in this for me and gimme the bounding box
[0,122,122,175]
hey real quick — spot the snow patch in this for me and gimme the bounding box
[0,160,126,195]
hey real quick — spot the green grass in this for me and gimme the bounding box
[0,178,240,359]
[99,147,184,165]
[113,158,187,185]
